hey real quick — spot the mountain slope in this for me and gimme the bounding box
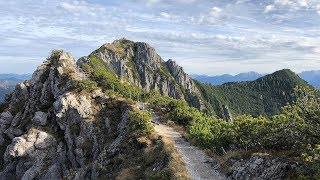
[0,50,188,179]
[77,39,311,120]
[78,38,203,109]
[196,69,310,119]
[193,70,320,90]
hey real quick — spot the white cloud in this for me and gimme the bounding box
[143,0,162,6]
[0,0,319,74]
[59,1,105,16]
[144,0,195,5]
[159,12,179,20]
[264,5,275,13]
[266,0,320,14]
[236,0,251,4]
[191,6,225,25]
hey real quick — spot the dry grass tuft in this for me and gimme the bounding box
[162,137,190,180]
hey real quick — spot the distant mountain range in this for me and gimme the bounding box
[192,71,263,85]
[0,74,31,102]
[0,73,31,80]
[192,71,320,89]
[298,70,320,89]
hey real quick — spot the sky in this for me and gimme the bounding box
[0,0,319,75]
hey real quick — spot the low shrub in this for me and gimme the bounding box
[72,79,99,93]
[128,110,153,135]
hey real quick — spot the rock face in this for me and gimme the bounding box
[227,154,297,180]
[80,38,203,109]
[0,51,150,179]
[32,111,48,126]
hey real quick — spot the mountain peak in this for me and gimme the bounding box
[258,69,302,83]
[81,39,202,108]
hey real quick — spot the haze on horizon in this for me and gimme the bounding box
[0,0,319,75]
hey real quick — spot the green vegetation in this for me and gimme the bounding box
[160,65,172,79]
[301,144,320,179]
[80,55,148,101]
[72,79,99,93]
[128,110,154,135]
[196,69,310,118]
[150,86,320,178]
[50,49,63,58]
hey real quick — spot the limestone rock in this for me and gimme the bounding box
[88,39,203,109]
[32,111,48,126]
[227,154,297,180]
[12,82,29,99]
[0,50,135,179]
[34,131,56,149]
[11,112,22,127]
[4,137,34,161]
[0,111,13,125]
[40,164,62,180]
[77,56,89,67]
[4,127,23,139]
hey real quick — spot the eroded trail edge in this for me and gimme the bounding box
[152,112,226,180]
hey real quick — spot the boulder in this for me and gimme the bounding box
[4,137,34,161]
[0,111,13,125]
[227,154,297,180]
[34,132,56,149]
[32,111,48,126]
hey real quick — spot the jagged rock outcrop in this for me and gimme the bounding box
[227,154,297,180]
[0,50,180,179]
[79,38,203,109]
[0,51,83,179]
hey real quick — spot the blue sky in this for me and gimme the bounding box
[0,0,319,75]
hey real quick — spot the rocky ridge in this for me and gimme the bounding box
[78,38,203,109]
[0,51,177,179]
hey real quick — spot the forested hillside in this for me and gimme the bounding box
[196,69,310,119]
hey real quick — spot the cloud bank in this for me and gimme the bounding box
[0,0,319,75]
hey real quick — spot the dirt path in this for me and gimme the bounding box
[151,112,226,180]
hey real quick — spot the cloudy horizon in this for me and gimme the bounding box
[0,0,319,75]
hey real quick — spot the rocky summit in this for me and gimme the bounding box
[78,39,203,110]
